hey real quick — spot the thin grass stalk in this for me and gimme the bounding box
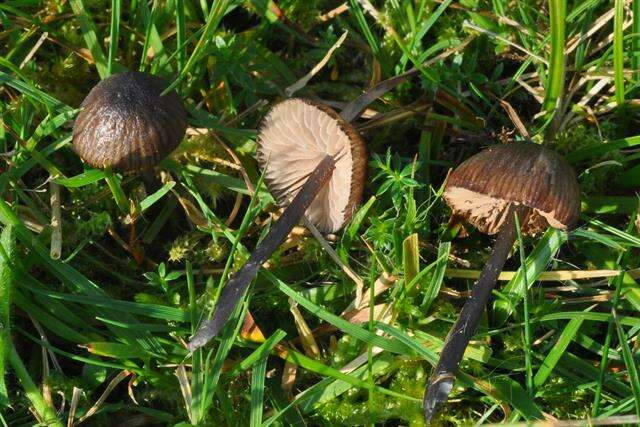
[367,264,377,426]
[515,214,534,395]
[139,0,158,72]
[107,0,121,75]
[163,0,231,94]
[175,0,186,71]
[633,0,640,78]
[614,0,626,105]
[0,226,14,406]
[249,356,267,427]
[186,261,202,423]
[592,212,635,416]
[543,0,566,117]
[613,309,640,416]
[49,182,62,260]
[6,341,62,426]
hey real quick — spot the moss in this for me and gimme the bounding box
[316,361,426,426]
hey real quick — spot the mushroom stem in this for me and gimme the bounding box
[141,169,162,194]
[423,205,522,422]
[187,155,336,351]
[103,168,129,213]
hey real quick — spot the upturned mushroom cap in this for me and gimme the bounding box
[443,143,580,236]
[73,71,187,172]
[256,98,367,233]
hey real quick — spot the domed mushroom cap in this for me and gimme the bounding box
[73,71,187,172]
[257,98,367,233]
[443,143,580,236]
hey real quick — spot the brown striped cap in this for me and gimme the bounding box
[443,143,580,236]
[73,71,187,172]
[257,98,367,233]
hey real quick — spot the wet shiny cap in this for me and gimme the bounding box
[256,98,367,233]
[73,71,187,172]
[443,143,580,236]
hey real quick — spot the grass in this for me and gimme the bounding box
[1,0,640,425]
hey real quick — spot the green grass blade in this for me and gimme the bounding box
[250,356,268,427]
[515,214,534,395]
[199,301,246,419]
[613,0,626,105]
[421,241,450,310]
[107,0,121,75]
[68,0,110,79]
[52,169,106,188]
[6,341,62,426]
[0,226,15,406]
[264,271,411,355]
[225,330,287,379]
[543,0,566,117]
[0,71,70,113]
[12,290,89,343]
[493,228,567,324]
[533,315,585,388]
[175,0,186,71]
[163,0,231,94]
[485,376,543,420]
[633,0,640,77]
[376,323,437,364]
[139,181,176,212]
[613,310,640,416]
[285,350,419,403]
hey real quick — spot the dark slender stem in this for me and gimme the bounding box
[141,169,162,194]
[423,206,521,423]
[340,70,417,122]
[187,155,336,351]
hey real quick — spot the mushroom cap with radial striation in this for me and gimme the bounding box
[73,71,187,172]
[443,143,580,236]
[256,98,367,233]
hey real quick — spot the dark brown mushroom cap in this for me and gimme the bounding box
[256,98,367,233]
[443,143,580,236]
[73,71,187,172]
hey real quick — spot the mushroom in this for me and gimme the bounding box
[188,98,367,351]
[423,143,580,422]
[73,71,187,210]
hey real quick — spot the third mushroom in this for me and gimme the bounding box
[423,142,581,421]
[188,98,367,350]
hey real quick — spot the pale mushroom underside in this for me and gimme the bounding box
[443,186,567,235]
[257,99,354,233]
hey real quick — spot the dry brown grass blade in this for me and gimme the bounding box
[350,272,396,311]
[67,387,82,427]
[281,361,297,398]
[342,303,390,324]
[49,181,62,259]
[355,102,430,132]
[241,310,266,343]
[318,2,349,22]
[498,98,530,139]
[172,190,214,229]
[290,299,321,358]
[462,21,548,65]
[175,365,193,423]
[445,268,621,281]
[566,7,616,54]
[76,370,132,424]
[19,31,49,69]
[285,31,348,97]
